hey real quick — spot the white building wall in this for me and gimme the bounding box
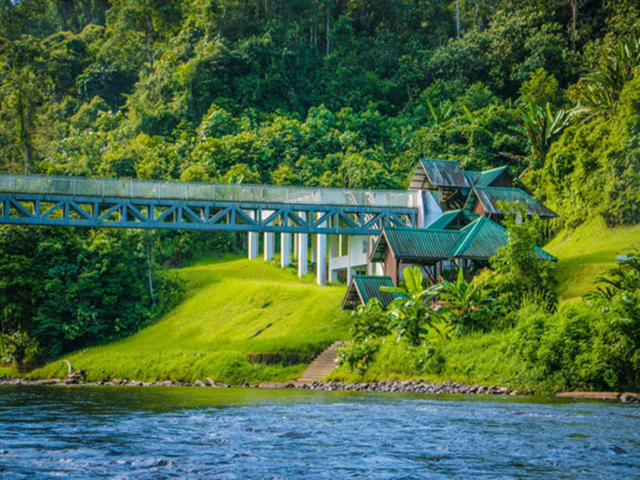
[328,235,370,282]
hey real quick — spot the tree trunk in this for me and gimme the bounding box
[571,0,578,50]
[456,0,460,39]
[147,233,155,304]
[326,2,330,56]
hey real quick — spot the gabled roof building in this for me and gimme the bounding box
[466,186,557,220]
[408,159,555,220]
[409,159,468,190]
[342,275,401,310]
[338,158,559,308]
[368,216,556,286]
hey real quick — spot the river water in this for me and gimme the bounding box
[1,386,638,478]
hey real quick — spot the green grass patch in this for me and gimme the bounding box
[0,366,16,378]
[545,218,640,301]
[28,219,639,389]
[329,332,523,389]
[31,256,350,384]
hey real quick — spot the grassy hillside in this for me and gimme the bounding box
[545,218,640,301]
[31,256,350,384]
[19,218,640,386]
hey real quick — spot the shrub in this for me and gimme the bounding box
[510,301,640,392]
[382,267,441,346]
[490,204,557,312]
[336,339,380,374]
[435,268,501,335]
[411,344,446,375]
[0,331,40,372]
[350,298,390,343]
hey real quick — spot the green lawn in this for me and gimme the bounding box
[0,366,16,378]
[328,331,521,388]
[545,218,640,301]
[31,256,350,384]
[26,218,640,386]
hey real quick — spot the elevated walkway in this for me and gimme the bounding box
[0,174,418,235]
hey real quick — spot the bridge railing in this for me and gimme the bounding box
[0,174,418,209]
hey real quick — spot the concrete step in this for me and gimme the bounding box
[294,341,344,385]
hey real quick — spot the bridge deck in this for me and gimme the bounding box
[0,175,419,235]
[0,175,415,208]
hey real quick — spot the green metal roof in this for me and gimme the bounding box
[352,275,399,306]
[420,159,469,188]
[473,187,557,218]
[463,166,509,189]
[384,227,463,260]
[452,216,509,259]
[453,216,556,261]
[425,209,468,230]
[372,217,556,263]
[475,166,510,187]
[533,245,557,261]
[463,171,482,186]
[426,210,461,229]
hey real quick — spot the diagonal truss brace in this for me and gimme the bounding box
[0,194,417,235]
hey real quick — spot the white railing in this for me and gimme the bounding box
[0,174,419,209]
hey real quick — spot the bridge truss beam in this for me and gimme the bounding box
[0,194,417,235]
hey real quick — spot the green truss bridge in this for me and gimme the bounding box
[0,174,419,235]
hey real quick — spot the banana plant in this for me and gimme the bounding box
[434,268,499,335]
[426,99,454,126]
[575,36,640,119]
[512,102,574,168]
[381,266,440,346]
[586,254,640,301]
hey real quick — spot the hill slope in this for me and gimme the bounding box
[32,256,350,384]
[545,218,640,301]
[25,219,640,385]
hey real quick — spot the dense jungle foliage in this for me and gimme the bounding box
[336,217,639,393]
[0,0,638,369]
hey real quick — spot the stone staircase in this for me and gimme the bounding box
[295,341,344,385]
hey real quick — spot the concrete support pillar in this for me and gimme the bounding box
[311,235,317,264]
[317,233,327,285]
[248,232,259,259]
[347,266,355,283]
[280,233,292,267]
[297,212,308,278]
[264,232,275,261]
[298,232,308,278]
[329,235,339,282]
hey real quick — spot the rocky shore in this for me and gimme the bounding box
[1,377,638,403]
[291,380,518,395]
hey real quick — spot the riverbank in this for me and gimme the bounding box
[28,257,350,385]
[2,378,638,403]
[13,227,640,395]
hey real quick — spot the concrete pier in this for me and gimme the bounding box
[248,232,259,259]
[281,233,292,267]
[264,232,275,261]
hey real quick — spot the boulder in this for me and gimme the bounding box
[620,393,639,404]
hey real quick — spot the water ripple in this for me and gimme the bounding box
[0,386,638,478]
